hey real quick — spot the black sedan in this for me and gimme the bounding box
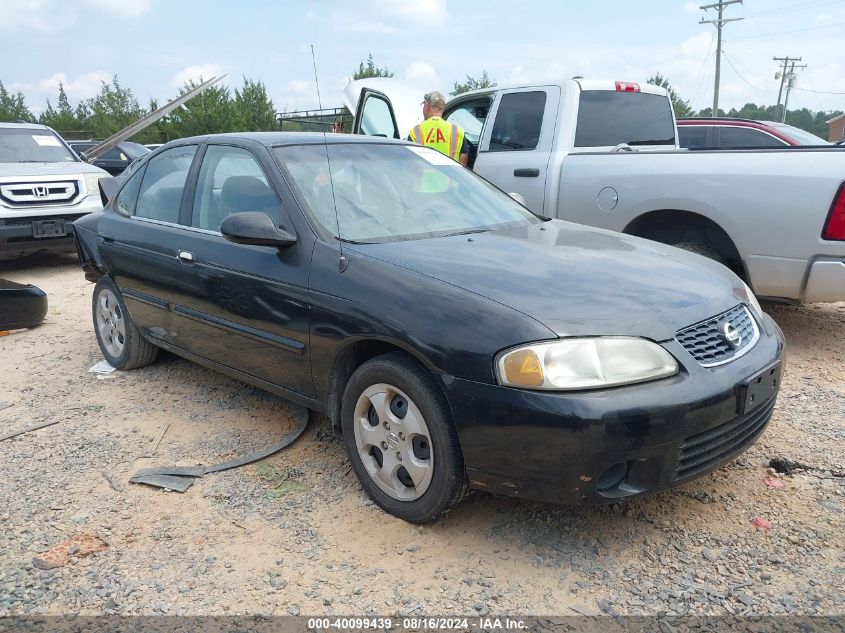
[73,133,784,523]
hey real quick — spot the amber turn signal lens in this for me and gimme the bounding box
[502,348,544,387]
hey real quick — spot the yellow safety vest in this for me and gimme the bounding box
[409,117,465,161]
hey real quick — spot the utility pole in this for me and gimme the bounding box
[780,60,807,123]
[700,0,744,116]
[773,56,802,122]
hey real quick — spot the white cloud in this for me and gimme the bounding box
[0,0,74,32]
[404,61,440,88]
[38,71,111,100]
[683,1,700,15]
[82,0,154,19]
[170,63,224,87]
[323,0,448,33]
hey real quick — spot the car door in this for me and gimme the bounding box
[471,87,560,215]
[165,142,315,397]
[352,88,402,138]
[96,144,200,344]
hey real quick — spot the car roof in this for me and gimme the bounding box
[175,132,412,148]
[0,121,52,130]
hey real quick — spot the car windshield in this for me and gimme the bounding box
[274,142,539,243]
[0,127,78,163]
[772,124,829,146]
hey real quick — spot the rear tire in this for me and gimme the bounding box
[92,276,158,370]
[341,352,468,523]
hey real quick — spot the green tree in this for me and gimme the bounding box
[647,73,693,118]
[167,79,234,137]
[352,54,394,80]
[81,75,145,138]
[39,83,83,135]
[233,77,276,131]
[451,71,496,96]
[0,80,34,122]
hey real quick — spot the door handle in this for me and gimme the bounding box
[98,233,115,245]
[513,168,540,177]
[177,250,195,263]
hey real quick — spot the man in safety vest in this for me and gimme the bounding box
[408,91,469,166]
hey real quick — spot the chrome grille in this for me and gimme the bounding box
[675,396,775,481]
[0,181,80,207]
[676,304,758,367]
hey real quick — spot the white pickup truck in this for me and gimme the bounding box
[343,78,845,304]
[0,122,107,260]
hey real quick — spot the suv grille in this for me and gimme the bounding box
[676,304,757,367]
[675,396,776,480]
[0,214,87,226]
[0,181,80,207]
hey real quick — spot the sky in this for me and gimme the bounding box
[2,0,844,117]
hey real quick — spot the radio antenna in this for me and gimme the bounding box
[311,44,323,111]
[311,44,344,261]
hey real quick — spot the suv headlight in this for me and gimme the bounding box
[741,280,763,316]
[496,337,678,391]
[84,174,103,198]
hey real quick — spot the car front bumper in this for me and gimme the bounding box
[440,311,785,505]
[0,211,92,259]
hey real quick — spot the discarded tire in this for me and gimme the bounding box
[0,278,48,330]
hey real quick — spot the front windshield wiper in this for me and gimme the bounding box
[337,237,378,245]
[442,228,491,238]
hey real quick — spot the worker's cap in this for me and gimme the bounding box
[422,91,446,108]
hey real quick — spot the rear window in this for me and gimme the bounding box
[574,91,675,147]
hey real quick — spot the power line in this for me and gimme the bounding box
[721,50,770,93]
[731,20,845,39]
[794,86,845,94]
[699,0,744,116]
[689,33,716,106]
[745,0,844,18]
[773,56,803,120]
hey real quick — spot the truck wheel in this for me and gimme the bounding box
[92,277,159,370]
[341,352,468,523]
[673,241,726,265]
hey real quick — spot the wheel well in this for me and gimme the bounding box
[326,340,420,433]
[623,210,746,280]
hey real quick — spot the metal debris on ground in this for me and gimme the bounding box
[128,402,309,492]
[0,419,62,442]
[32,533,108,570]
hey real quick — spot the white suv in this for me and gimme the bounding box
[0,122,108,260]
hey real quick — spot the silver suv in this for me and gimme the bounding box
[0,122,108,260]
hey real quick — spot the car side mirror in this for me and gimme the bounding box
[509,192,527,206]
[220,212,296,248]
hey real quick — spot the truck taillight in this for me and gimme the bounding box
[615,81,640,93]
[822,182,845,241]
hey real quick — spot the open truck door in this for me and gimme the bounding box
[343,79,422,140]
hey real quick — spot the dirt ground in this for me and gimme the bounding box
[0,253,843,617]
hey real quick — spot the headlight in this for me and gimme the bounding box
[84,174,103,198]
[741,280,763,316]
[496,337,678,391]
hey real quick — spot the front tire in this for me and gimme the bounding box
[92,277,158,370]
[341,352,468,523]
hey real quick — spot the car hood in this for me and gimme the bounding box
[349,220,748,342]
[0,161,108,178]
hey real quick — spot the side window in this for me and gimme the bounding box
[135,145,197,223]
[114,165,145,216]
[717,126,786,148]
[489,91,546,151]
[445,99,490,145]
[359,94,398,138]
[192,145,279,232]
[102,147,127,161]
[678,125,709,149]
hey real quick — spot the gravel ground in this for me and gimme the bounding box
[0,253,843,617]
